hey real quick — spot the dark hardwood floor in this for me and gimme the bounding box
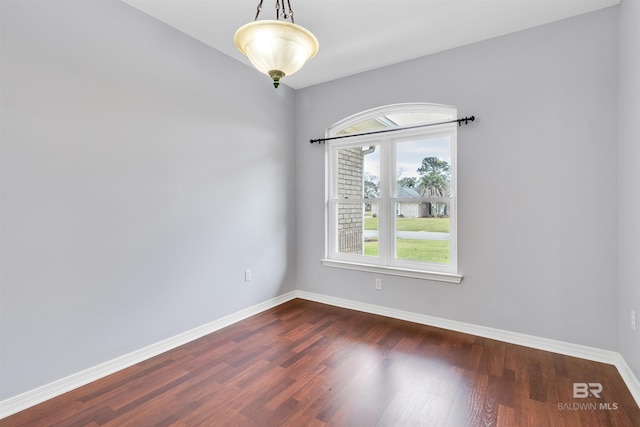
[3,299,639,426]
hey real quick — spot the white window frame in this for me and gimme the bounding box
[322,103,463,284]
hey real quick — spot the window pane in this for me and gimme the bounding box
[337,145,380,199]
[395,202,450,264]
[337,202,378,257]
[337,109,455,136]
[386,111,454,127]
[396,137,451,198]
[364,203,379,257]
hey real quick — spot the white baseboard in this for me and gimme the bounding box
[294,290,640,408]
[0,291,298,419]
[613,353,640,408]
[2,289,638,419]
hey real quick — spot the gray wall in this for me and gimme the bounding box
[0,0,297,400]
[618,0,640,379]
[296,8,620,350]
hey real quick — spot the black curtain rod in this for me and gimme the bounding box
[309,116,476,144]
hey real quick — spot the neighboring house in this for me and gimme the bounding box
[395,186,429,218]
[371,185,434,218]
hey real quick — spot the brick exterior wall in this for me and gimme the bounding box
[337,148,364,254]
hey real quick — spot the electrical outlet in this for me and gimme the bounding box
[245,269,252,282]
[632,310,636,331]
[375,279,382,290]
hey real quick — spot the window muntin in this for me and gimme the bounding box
[326,104,458,277]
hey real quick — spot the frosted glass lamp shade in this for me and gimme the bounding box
[234,20,319,88]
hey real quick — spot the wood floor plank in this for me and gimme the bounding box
[3,298,639,427]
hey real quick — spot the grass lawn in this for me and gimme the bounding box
[364,238,450,264]
[364,217,450,233]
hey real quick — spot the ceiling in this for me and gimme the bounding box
[122,0,619,89]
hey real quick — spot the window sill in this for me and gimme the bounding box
[321,259,463,284]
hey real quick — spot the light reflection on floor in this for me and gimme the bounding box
[319,336,471,426]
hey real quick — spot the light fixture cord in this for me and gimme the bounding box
[286,0,295,23]
[254,0,264,20]
[253,0,295,23]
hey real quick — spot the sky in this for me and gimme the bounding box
[362,136,451,181]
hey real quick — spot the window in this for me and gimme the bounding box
[323,103,462,283]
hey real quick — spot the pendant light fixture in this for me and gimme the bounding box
[234,0,319,88]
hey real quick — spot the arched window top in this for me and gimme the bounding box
[329,103,457,137]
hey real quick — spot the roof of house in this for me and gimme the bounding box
[396,185,421,199]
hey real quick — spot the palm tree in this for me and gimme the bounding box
[417,157,450,216]
[418,172,448,196]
